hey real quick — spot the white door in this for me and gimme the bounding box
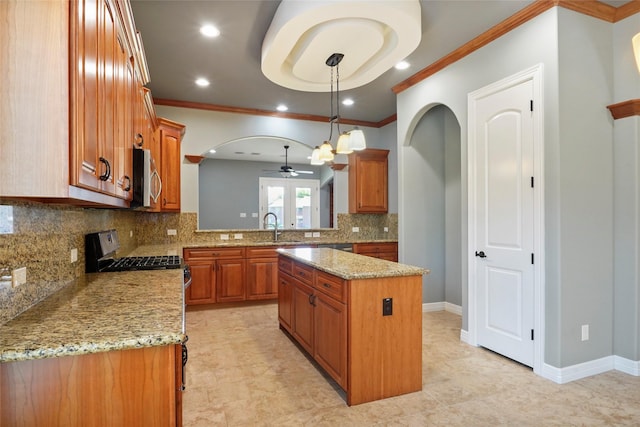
[472,78,535,367]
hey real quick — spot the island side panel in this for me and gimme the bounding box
[348,275,423,405]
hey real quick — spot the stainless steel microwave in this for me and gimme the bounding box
[132,148,161,208]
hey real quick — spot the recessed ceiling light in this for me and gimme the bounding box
[209,149,216,154]
[195,78,210,87]
[342,98,354,106]
[276,104,288,112]
[200,24,220,38]
[395,61,410,70]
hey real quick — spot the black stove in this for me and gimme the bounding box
[99,255,182,272]
[85,230,183,273]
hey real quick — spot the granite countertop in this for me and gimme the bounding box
[0,269,185,363]
[126,239,399,256]
[277,247,429,280]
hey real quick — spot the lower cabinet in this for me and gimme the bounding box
[313,290,347,388]
[184,245,316,306]
[277,272,294,332]
[0,345,182,426]
[352,242,398,262]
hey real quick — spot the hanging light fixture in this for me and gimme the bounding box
[311,53,366,164]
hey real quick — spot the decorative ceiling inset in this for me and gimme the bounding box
[261,0,422,92]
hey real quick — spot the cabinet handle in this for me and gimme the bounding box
[135,133,144,147]
[164,197,167,206]
[308,294,316,306]
[323,283,332,288]
[98,157,111,181]
[298,271,305,277]
[123,175,131,192]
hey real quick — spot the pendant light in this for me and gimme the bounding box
[311,53,366,165]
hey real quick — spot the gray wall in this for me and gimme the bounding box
[613,13,640,362]
[397,6,637,370]
[198,158,326,230]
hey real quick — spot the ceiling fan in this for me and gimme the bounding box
[264,145,314,178]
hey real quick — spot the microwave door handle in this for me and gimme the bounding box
[150,170,162,203]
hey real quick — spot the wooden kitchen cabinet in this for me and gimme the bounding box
[353,242,398,262]
[0,0,149,208]
[278,260,347,389]
[156,118,185,212]
[216,258,247,302]
[183,247,246,305]
[0,345,181,426]
[246,247,280,300]
[185,259,216,305]
[348,149,389,213]
[278,253,422,406]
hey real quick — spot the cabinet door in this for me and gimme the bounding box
[216,258,246,303]
[349,149,389,213]
[278,273,294,333]
[314,294,347,389]
[185,260,215,305]
[292,281,314,354]
[247,257,278,300]
[158,123,182,211]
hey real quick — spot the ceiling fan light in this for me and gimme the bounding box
[310,146,324,165]
[319,141,335,162]
[336,132,353,154]
[349,127,366,151]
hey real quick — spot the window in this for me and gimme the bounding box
[259,178,319,229]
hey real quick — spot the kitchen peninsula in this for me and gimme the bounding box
[277,247,427,406]
[0,269,186,426]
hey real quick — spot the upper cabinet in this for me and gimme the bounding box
[348,149,389,213]
[0,0,172,209]
[156,118,185,212]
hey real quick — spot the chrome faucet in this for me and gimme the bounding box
[263,212,282,241]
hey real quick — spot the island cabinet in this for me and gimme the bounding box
[348,148,389,213]
[0,345,182,426]
[278,249,423,406]
[353,242,398,262]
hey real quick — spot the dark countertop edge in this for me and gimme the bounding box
[277,248,428,280]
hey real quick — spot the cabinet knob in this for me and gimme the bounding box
[323,283,332,288]
[135,133,144,147]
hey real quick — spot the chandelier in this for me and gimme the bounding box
[310,53,366,165]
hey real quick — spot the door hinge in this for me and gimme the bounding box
[530,100,533,111]
[531,253,534,264]
[531,329,534,340]
[531,176,534,188]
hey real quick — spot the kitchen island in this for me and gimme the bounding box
[277,247,428,406]
[0,269,186,426]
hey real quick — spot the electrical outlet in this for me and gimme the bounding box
[220,234,230,240]
[70,248,78,263]
[234,233,243,240]
[240,212,247,218]
[581,324,589,341]
[304,232,312,237]
[352,227,360,232]
[12,267,26,288]
[167,229,177,236]
[312,232,320,238]
[129,230,133,238]
[383,298,393,316]
[384,227,389,232]
[252,213,258,218]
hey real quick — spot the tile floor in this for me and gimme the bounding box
[183,302,640,426]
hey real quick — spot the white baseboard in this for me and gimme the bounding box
[422,301,462,315]
[540,355,640,384]
[460,329,471,345]
[614,356,640,376]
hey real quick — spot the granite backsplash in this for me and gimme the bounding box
[0,200,397,324]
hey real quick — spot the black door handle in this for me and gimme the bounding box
[475,251,487,258]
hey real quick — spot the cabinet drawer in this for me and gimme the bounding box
[315,270,346,303]
[184,247,246,259]
[247,246,279,258]
[292,261,314,285]
[353,242,397,254]
[278,256,293,275]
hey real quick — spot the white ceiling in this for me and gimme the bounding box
[130,0,631,164]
